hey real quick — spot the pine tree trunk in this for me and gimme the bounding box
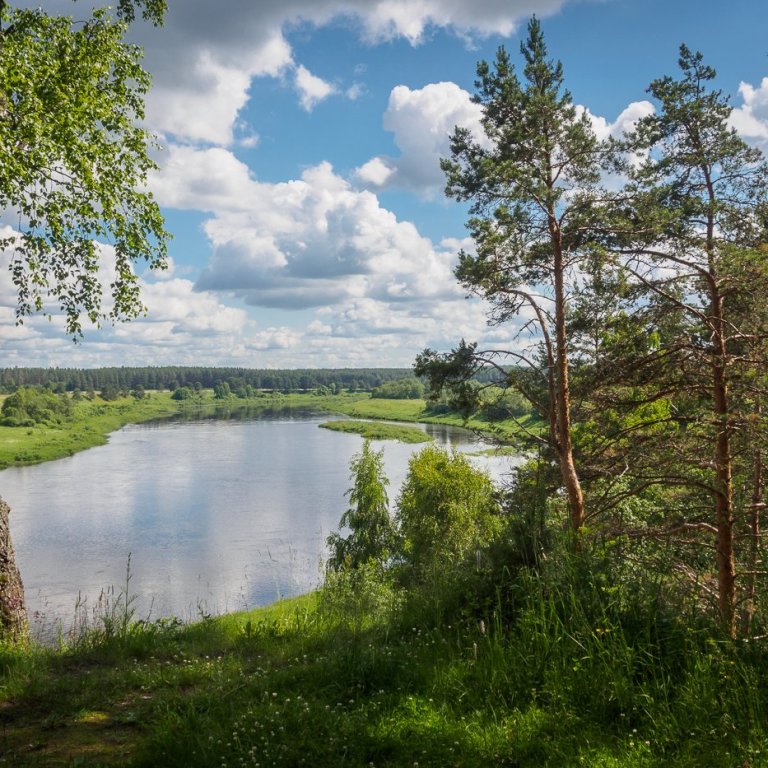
[705,180,736,637]
[742,431,763,636]
[712,359,736,636]
[0,497,28,641]
[551,216,585,533]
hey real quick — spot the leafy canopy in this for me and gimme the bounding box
[396,445,500,568]
[0,2,169,336]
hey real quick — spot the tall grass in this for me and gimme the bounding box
[2,537,768,766]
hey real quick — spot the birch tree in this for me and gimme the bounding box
[0,0,168,639]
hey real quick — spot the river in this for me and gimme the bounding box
[0,409,518,640]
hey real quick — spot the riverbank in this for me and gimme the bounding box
[0,391,531,470]
[0,394,179,469]
[2,567,765,767]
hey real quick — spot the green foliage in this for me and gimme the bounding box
[371,377,425,399]
[213,381,231,399]
[171,386,194,401]
[0,386,72,426]
[320,559,401,636]
[477,386,530,421]
[396,445,501,572]
[114,0,167,26]
[4,555,768,766]
[99,385,120,401]
[326,441,396,572]
[416,340,482,418]
[0,366,417,395]
[0,3,169,336]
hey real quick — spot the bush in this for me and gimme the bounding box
[371,378,425,399]
[478,387,530,420]
[171,386,194,401]
[0,386,73,426]
[396,445,501,574]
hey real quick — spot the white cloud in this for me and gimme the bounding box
[346,83,366,100]
[173,154,463,309]
[134,136,564,366]
[149,146,256,212]
[730,78,768,150]
[583,100,655,142]
[5,0,583,367]
[355,81,487,195]
[357,0,565,43]
[355,156,395,187]
[25,0,571,145]
[294,65,336,111]
[0,226,296,366]
[144,32,293,145]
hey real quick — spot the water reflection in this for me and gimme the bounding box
[0,410,518,640]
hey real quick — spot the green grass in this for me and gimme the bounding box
[0,394,183,469]
[319,420,432,443]
[334,397,542,442]
[2,567,767,768]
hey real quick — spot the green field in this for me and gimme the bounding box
[319,419,432,443]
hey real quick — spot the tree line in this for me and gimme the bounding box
[0,367,415,395]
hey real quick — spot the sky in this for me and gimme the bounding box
[1,0,768,370]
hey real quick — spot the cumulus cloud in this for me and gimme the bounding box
[144,30,293,145]
[155,150,464,309]
[355,81,487,196]
[582,100,655,141]
[0,226,304,366]
[354,0,565,43]
[355,156,395,187]
[24,0,571,145]
[6,0,586,367]
[730,78,768,150]
[294,65,336,111]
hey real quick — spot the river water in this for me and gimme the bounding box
[0,409,518,639]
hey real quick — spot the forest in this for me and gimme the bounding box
[0,366,414,395]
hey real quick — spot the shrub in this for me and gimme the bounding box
[371,378,425,399]
[396,445,501,573]
[0,386,73,426]
[171,386,194,401]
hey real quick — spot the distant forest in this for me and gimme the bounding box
[0,367,417,394]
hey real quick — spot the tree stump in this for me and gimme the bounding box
[0,497,28,641]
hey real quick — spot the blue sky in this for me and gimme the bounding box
[2,0,767,369]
